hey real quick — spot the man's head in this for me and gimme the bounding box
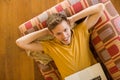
[47,13,71,45]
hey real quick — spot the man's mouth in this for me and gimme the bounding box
[63,37,69,42]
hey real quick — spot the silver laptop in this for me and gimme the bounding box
[65,63,107,80]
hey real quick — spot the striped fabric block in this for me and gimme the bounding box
[18,0,120,80]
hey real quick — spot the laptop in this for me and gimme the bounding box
[65,63,107,80]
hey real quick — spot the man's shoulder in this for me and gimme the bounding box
[73,22,86,29]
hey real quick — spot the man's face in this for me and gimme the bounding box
[51,20,71,45]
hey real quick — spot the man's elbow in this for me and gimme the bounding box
[98,3,105,12]
[16,39,24,49]
[16,39,20,46]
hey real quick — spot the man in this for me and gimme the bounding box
[16,3,104,79]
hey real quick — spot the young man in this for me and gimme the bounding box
[16,3,104,79]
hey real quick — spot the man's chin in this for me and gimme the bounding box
[62,41,70,45]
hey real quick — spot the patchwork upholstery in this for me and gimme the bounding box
[91,1,120,80]
[18,0,120,80]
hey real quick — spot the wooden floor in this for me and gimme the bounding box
[0,0,62,80]
[0,0,119,80]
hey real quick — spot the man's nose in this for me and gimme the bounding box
[62,32,67,38]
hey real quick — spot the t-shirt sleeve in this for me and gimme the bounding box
[40,41,50,55]
[74,22,89,35]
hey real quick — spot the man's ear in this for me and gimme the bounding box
[50,30,55,36]
[48,29,54,35]
[66,20,70,26]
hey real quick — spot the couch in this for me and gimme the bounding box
[18,0,120,80]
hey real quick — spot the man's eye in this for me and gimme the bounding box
[56,33,61,35]
[64,29,67,32]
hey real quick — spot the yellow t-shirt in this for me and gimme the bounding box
[41,22,97,79]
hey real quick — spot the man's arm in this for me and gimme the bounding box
[68,3,104,29]
[16,28,51,51]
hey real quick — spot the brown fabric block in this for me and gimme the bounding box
[115,58,120,70]
[98,23,116,43]
[99,48,111,62]
[111,16,120,35]
[106,2,118,17]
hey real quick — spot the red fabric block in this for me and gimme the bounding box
[42,21,47,28]
[109,66,119,74]
[107,45,119,57]
[55,5,63,12]
[72,2,83,13]
[46,77,53,80]
[93,36,101,45]
[25,21,32,29]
